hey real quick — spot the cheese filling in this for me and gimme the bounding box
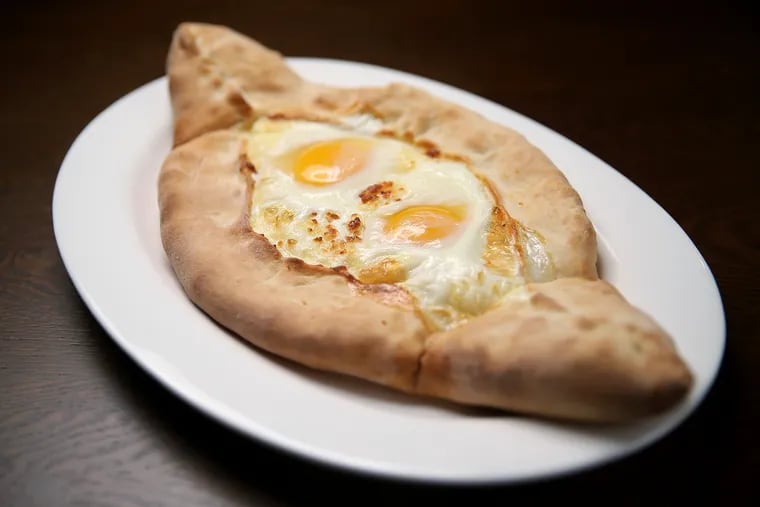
[247,116,554,329]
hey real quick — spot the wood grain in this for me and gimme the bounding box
[1,0,758,505]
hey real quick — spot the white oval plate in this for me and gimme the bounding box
[53,59,724,484]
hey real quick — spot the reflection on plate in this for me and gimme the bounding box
[53,59,724,484]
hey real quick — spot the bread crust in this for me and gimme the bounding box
[159,22,692,421]
[417,279,693,421]
[159,131,428,390]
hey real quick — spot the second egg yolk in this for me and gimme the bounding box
[384,205,466,244]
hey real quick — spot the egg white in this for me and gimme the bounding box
[247,117,537,329]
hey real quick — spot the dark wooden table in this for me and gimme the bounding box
[2,1,757,505]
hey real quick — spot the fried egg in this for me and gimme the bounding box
[247,116,553,329]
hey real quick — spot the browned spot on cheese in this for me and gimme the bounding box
[357,258,407,284]
[483,206,523,277]
[416,139,440,158]
[440,152,472,165]
[327,239,347,254]
[261,206,294,227]
[351,281,416,310]
[374,128,473,166]
[351,102,385,120]
[297,212,362,260]
[324,225,338,240]
[577,317,597,330]
[347,215,363,234]
[359,181,395,204]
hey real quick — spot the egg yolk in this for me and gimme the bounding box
[384,205,466,244]
[293,139,372,185]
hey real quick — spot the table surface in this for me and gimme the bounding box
[2,1,758,505]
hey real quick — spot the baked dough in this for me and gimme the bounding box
[159,23,692,422]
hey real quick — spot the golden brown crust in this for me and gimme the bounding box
[167,22,596,278]
[167,23,302,146]
[417,279,693,421]
[159,131,428,390]
[160,23,693,422]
